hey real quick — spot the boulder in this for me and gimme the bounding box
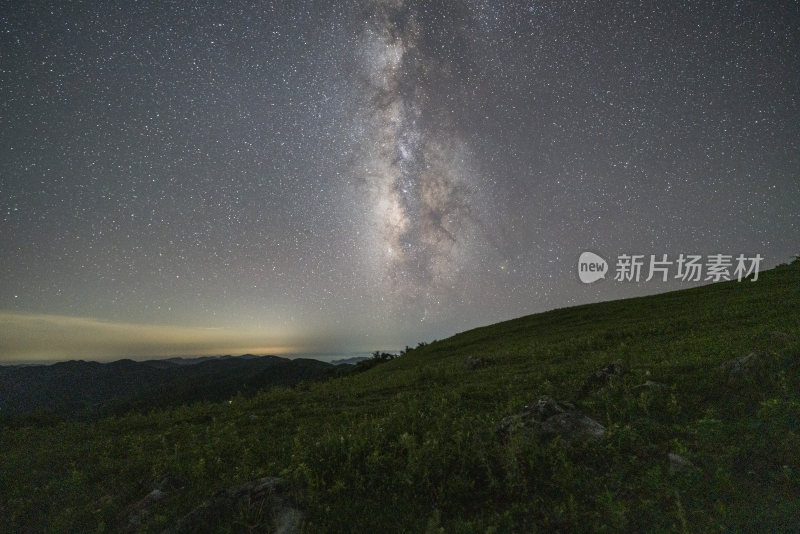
[720,353,760,384]
[124,475,185,531]
[581,360,625,393]
[497,395,605,444]
[668,452,695,475]
[633,380,666,392]
[169,476,302,534]
[464,356,487,370]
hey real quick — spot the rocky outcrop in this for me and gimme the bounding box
[123,475,185,532]
[720,353,760,385]
[464,356,487,370]
[668,452,695,475]
[170,476,302,534]
[497,395,606,444]
[633,380,666,392]
[581,361,625,393]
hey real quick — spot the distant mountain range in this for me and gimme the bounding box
[0,355,346,423]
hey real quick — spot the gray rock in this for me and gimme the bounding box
[464,356,487,370]
[126,489,166,529]
[668,452,695,475]
[582,360,626,393]
[497,395,605,444]
[720,353,760,384]
[633,380,666,391]
[169,476,302,534]
[124,475,185,531]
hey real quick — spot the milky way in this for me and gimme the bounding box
[353,1,491,309]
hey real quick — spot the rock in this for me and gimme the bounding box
[464,356,487,370]
[124,475,185,531]
[720,353,760,384]
[497,395,605,444]
[581,360,626,393]
[536,410,606,442]
[721,352,759,373]
[169,476,302,534]
[633,380,666,391]
[668,452,695,475]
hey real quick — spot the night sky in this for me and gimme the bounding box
[2,1,799,361]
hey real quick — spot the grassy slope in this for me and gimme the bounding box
[2,262,799,533]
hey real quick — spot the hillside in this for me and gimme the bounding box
[0,355,344,423]
[2,260,799,533]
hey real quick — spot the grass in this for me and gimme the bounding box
[2,261,799,533]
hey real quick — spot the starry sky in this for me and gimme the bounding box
[2,1,799,362]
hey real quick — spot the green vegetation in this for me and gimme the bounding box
[2,261,799,532]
